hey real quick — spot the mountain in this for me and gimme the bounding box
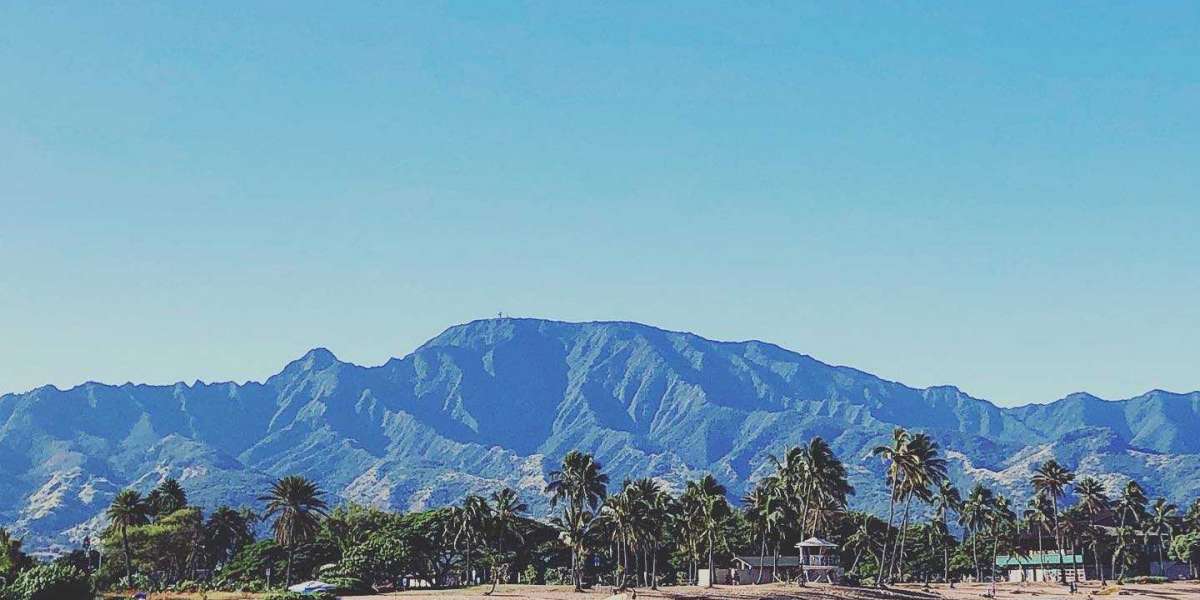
[2,318,1198,548]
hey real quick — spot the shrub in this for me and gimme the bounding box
[6,564,94,600]
[1124,575,1168,584]
[263,592,335,600]
[325,576,371,594]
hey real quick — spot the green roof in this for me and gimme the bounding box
[996,554,1083,567]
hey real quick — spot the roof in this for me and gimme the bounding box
[732,556,802,568]
[996,553,1084,567]
[797,537,838,548]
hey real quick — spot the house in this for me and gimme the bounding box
[995,552,1085,582]
[729,555,801,584]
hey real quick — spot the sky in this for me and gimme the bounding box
[1,2,1198,406]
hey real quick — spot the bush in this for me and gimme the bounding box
[6,564,94,600]
[263,592,335,600]
[325,576,371,594]
[1123,575,1168,584]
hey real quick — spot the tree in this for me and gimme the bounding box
[106,489,149,585]
[1169,532,1200,579]
[146,478,188,518]
[1112,480,1147,578]
[931,480,962,583]
[959,484,994,582]
[987,494,1016,586]
[1073,476,1110,583]
[446,495,489,586]
[1022,493,1053,576]
[683,475,729,588]
[1146,498,1177,576]
[546,451,608,592]
[1030,458,1074,580]
[871,427,909,585]
[484,487,528,595]
[743,479,783,584]
[259,475,329,588]
[204,506,257,569]
[887,433,945,582]
[627,478,669,589]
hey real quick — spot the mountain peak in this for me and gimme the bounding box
[291,347,340,371]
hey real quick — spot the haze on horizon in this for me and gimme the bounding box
[2,3,1197,406]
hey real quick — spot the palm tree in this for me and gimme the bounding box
[258,475,328,588]
[888,433,945,582]
[1073,476,1110,583]
[626,478,668,589]
[1030,459,1074,579]
[1060,506,1089,584]
[743,478,784,584]
[1112,480,1147,578]
[546,451,609,592]
[959,484,995,582]
[1146,498,1177,577]
[987,494,1016,586]
[871,427,910,583]
[484,488,527,595]
[446,494,489,586]
[598,485,636,588]
[107,489,150,585]
[683,475,729,588]
[1112,525,1139,580]
[843,513,878,578]
[147,477,188,517]
[932,480,962,583]
[204,505,256,568]
[1022,493,1053,579]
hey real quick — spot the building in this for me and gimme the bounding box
[796,537,843,584]
[995,552,1085,582]
[729,555,802,584]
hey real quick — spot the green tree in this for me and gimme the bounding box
[146,477,188,518]
[1030,458,1074,578]
[871,427,909,583]
[1146,498,1177,576]
[205,505,257,569]
[259,475,329,588]
[958,484,994,582]
[682,474,729,588]
[484,487,527,595]
[931,480,962,583]
[743,478,784,584]
[1112,480,1147,577]
[887,433,945,582]
[106,489,150,585]
[1169,532,1200,579]
[0,528,32,582]
[545,450,608,592]
[1073,476,1110,583]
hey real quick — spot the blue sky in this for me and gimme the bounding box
[2,2,1198,406]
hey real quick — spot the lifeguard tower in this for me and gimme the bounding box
[795,537,842,584]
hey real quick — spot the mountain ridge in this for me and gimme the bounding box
[2,317,1198,549]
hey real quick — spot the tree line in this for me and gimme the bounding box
[1,427,1198,597]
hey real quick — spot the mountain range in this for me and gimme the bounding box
[2,318,1198,549]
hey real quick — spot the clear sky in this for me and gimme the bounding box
[2,2,1198,406]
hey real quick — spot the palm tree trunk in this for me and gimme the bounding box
[705,529,715,588]
[651,541,659,590]
[880,477,900,586]
[891,494,913,582]
[971,531,980,582]
[757,535,767,584]
[285,544,294,589]
[772,542,779,583]
[121,526,133,585]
